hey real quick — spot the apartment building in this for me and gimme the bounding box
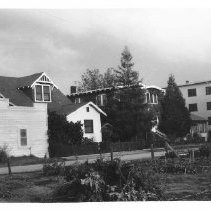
[178,80,211,139]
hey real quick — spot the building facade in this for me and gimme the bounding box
[178,80,211,139]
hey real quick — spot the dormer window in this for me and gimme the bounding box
[35,85,51,102]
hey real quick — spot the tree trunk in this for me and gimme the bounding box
[7,157,12,175]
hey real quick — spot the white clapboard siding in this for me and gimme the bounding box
[0,99,48,158]
[66,104,102,142]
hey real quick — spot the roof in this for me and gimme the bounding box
[177,80,211,88]
[55,102,107,116]
[69,83,164,97]
[0,73,43,106]
[190,113,207,122]
[0,72,71,108]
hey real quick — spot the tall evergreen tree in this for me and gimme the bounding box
[159,75,191,138]
[115,46,139,86]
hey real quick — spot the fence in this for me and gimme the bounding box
[51,140,145,157]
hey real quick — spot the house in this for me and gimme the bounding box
[55,102,107,142]
[0,72,106,157]
[178,80,211,140]
[68,83,165,125]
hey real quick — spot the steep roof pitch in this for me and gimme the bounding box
[0,72,71,108]
[0,73,43,106]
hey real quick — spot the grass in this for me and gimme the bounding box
[0,155,65,168]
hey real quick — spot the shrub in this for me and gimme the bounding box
[48,111,83,157]
[42,160,65,176]
[165,151,177,159]
[0,146,8,163]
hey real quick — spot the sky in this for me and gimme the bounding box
[0,9,211,94]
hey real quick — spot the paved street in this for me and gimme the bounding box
[0,149,165,175]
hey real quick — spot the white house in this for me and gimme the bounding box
[55,102,107,142]
[0,72,106,157]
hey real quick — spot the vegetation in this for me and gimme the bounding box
[159,75,191,139]
[48,111,84,157]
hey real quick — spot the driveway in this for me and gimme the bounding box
[0,149,165,175]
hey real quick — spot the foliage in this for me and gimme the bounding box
[114,46,139,86]
[82,137,94,144]
[106,86,154,141]
[42,159,65,176]
[78,68,118,92]
[51,158,164,202]
[159,74,191,138]
[48,111,83,157]
[165,151,178,159]
[0,145,8,163]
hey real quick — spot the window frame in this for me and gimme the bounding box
[19,128,28,147]
[189,103,198,112]
[84,120,94,134]
[34,84,51,102]
[188,88,197,97]
[207,102,211,110]
[206,86,211,95]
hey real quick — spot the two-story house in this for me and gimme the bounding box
[0,72,106,157]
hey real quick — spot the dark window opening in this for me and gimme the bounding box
[189,103,198,112]
[84,120,93,133]
[207,102,211,110]
[86,107,89,112]
[208,117,211,125]
[20,129,27,146]
[35,85,42,101]
[43,86,50,101]
[188,88,197,97]
[206,87,211,95]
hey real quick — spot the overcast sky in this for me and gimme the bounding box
[0,9,211,94]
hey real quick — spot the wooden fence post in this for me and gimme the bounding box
[110,142,113,162]
[7,157,12,175]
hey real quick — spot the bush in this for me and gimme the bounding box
[48,111,83,157]
[42,160,65,176]
[0,146,8,163]
[52,158,164,202]
[165,151,177,159]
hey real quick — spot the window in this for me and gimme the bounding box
[75,97,81,104]
[35,85,42,101]
[35,85,51,102]
[154,94,158,104]
[43,86,50,101]
[96,94,107,106]
[84,120,93,133]
[146,93,150,103]
[206,86,211,95]
[188,88,197,97]
[86,107,89,112]
[189,103,198,112]
[207,102,211,110]
[20,129,27,146]
[208,117,211,125]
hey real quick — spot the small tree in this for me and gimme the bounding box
[159,75,191,139]
[48,112,83,157]
[115,46,139,86]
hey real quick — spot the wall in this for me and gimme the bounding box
[66,104,102,142]
[179,82,211,120]
[0,98,48,157]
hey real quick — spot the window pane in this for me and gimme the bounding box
[36,85,42,101]
[20,129,27,146]
[102,94,107,106]
[208,117,211,125]
[207,102,211,110]
[84,120,93,133]
[188,88,197,97]
[96,95,101,106]
[189,103,198,112]
[43,86,50,101]
[206,87,211,95]
[146,93,150,103]
[150,93,153,103]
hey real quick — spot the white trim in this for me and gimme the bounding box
[88,102,107,116]
[34,84,52,103]
[31,72,58,89]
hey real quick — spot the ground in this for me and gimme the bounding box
[0,160,211,202]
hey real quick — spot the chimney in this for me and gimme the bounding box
[70,86,77,94]
[186,80,189,85]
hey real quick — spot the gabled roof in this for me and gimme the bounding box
[0,73,43,106]
[0,72,70,107]
[55,101,107,116]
